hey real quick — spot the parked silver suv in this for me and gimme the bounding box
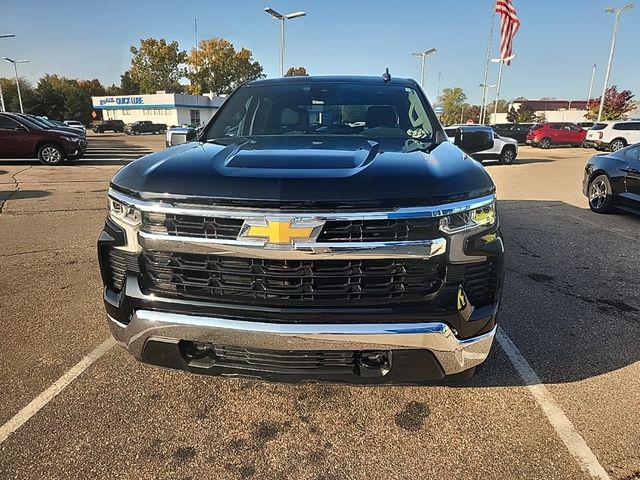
[445,125,518,164]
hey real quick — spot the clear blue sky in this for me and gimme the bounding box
[1,0,638,104]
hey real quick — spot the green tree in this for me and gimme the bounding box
[586,85,635,121]
[460,104,481,124]
[285,66,308,77]
[506,103,535,123]
[438,87,466,125]
[0,77,36,113]
[186,38,264,94]
[129,38,186,93]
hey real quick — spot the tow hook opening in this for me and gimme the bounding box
[180,341,213,361]
[355,351,392,377]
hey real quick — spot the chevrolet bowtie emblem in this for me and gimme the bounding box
[240,218,324,245]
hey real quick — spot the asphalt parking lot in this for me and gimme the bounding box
[0,135,638,479]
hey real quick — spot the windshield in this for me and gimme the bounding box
[20,115,52,129]
[205,81,435,142]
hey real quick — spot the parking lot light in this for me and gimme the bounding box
[598,3,634,122]
[3,57,29,114]
[412,48,437,90]
[264,7,307,77]
[0,34,15,112]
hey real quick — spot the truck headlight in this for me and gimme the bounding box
[439,203,496,234]
[109,198,142,227]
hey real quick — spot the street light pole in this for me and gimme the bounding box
[587,64,597,109]
[491,55,515,124]
[411,48,437,90]
[0,34,15,112]
[479,83,497,124]
[264,7,306,77]
[4,57,29,113]
[598,3,634,122]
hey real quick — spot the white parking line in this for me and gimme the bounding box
[496,327,611,480]
[0,337,115,445]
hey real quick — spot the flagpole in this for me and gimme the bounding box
[480,0,497,125]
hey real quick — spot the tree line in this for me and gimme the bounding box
[437,85,635,125]
[0,37,309,124]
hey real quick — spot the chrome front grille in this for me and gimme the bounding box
[143,213,440,243]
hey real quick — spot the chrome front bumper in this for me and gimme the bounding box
[108,310,496,376]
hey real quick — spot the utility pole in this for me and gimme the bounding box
[437,72,442,99]
[480,1,498,124]
[0,34,15,112]
[411,48,437,90]
[598,3,634,122]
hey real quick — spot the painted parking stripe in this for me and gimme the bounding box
[0,337,115,445]
[496,327,611,480]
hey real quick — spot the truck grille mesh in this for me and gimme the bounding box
[207,345,356,373]
[142,251,445,306]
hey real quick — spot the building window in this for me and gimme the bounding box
[154,109,162,115]
[143,109,152,115]
[123,110,131,115]
[165,109,171,115]
[190,109,201,125]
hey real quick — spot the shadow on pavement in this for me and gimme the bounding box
[464,199,639,387]
[0,190,50,203]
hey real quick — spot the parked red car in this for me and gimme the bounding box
[0,112,86,165]
[526,122,587,149]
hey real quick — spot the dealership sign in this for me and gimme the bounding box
[98,96,144,106]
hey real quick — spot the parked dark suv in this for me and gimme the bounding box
[492,123,532,144]
[0,112,86,165]
[93,120,125,133]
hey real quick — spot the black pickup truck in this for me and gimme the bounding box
[98,75,504,384]
[124,120,167,135]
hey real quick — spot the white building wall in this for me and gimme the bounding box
[490,109,589,124]
[92,93,224,127]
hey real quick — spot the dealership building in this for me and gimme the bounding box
[91,93,226,127]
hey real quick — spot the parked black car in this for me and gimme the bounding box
[492,123,533,144]
[583,142,640,215]
[93,120,125,133]
[124,120,167,135]
[0,112,86,164]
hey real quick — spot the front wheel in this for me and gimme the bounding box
[499,147,516,165]
[539,138,551,149]
[588,174,614,213]
[38,144,64,165]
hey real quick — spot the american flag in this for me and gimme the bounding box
[496,0,520,65]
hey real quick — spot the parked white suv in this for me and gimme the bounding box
[585,121,640,152]
[64,120,86,135]
[445,125,518,164]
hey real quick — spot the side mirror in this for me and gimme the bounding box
[453,127,494,154]
[166,127,197,147]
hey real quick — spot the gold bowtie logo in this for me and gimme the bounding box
[241,219,323,245]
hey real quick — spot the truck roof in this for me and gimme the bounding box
[247,75,418,87]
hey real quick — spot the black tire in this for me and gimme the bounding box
[37,144,65,165]
[609,138,626,152]
[587,174,614,213]
[499,146,516,165]
[133,130,140,135]
[538,138,551,149]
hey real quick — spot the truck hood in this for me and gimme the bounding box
[111,137,495,208]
